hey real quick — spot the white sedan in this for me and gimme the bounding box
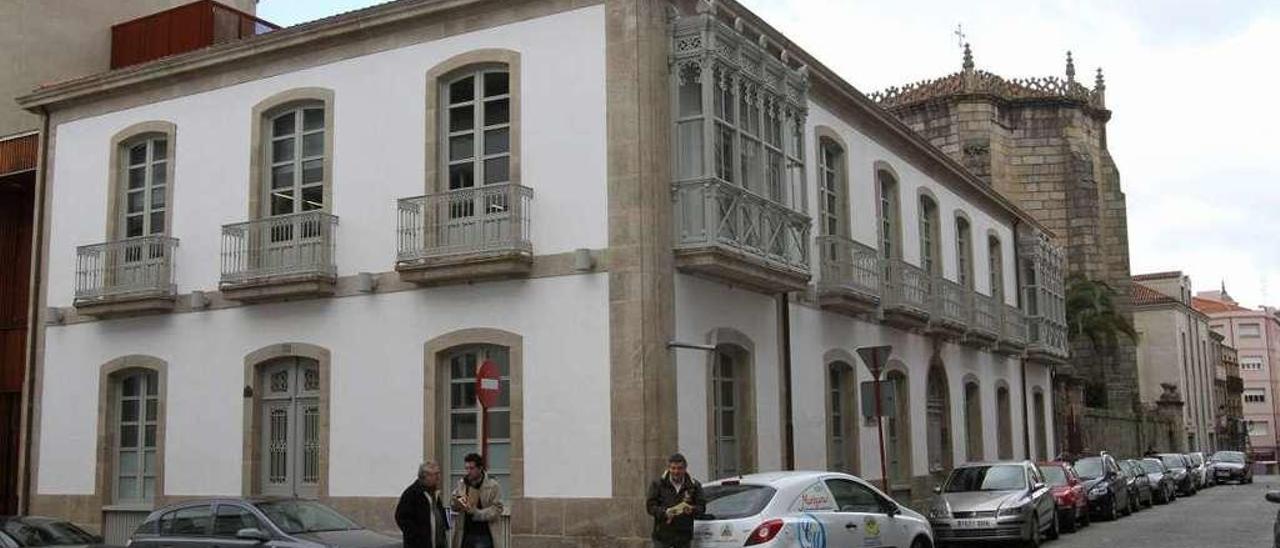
[693,471,934,548]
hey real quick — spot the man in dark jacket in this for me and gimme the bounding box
[645,453,706,548]
[395,462,449,548]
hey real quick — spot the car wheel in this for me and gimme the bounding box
[910,536,931,548]
[1144,490,1153,508]
[1080,506,1091,527]
[1109,495,1120,521]
[1121,493,1132,516]
[1063,509,1076,533]
[1025,512,1042,548]
[1047,510,1060,540]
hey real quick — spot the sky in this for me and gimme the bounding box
[256,0,1280,308]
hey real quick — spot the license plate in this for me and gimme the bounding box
[955,519,995,529]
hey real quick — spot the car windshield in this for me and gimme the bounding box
[1140,460,1164,474]
[1161,455,1185,469]
[1,519,98,547]
[1212,451,1245,464]
[1038,466,1068,486]
[702,484,775,521]
[945,465,1027,492]
[1189,454,1204,465]
[1073,457,1105,479]
[254,500,360,534]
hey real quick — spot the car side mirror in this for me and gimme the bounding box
[933,486,942,494]
[235,528,272,543]
[1033,482,1046,491]
[1266,492,1280,504]
[884,503,900,517]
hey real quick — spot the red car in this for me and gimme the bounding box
[1038,461,1090,532]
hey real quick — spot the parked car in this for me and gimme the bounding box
[694,471,932,548]
[928,461,1058,546]
[0,517,112,548]
[129,498,399,548]
[1119,459,1154,510]
[1038,461,1089,532]
[1210,450,1254,484]
[1072,453,1132,521]
[1139,457,1177,504]
[1157,453,1196,495]
[1266,490,1280,548]
[1188,452,1211,488]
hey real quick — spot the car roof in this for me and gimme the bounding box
[955,460,1031,468]
[706,471,837,488]
[145,497,311,516]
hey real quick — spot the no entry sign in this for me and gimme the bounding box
[476,359,501,409]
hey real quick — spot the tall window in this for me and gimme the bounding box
[956,217,973,288]
[705,66,804,206]
[818,139,845,238]
[444,68,510,191]
[878,171,900,260]
[114,370,159,504]
[711,346,753,479]
[884,370,911,488]
[918,196,939,275]
[267,104,326,216]
[964,381,983,462]
[996,385,1013,459]
[259,357,321,498]
[925,365,951,473]
[988,236,1004,302]
[119,137,169,238]
[442,346,511,497]
[827,362,856,474]
[1033,391,1048,460]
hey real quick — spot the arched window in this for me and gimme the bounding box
[964,381,983,462]
[884,368,911,489]
[877,169,901,260]
[1033,389,1049,460]
[265,103,326,216]
[827,361,857,474]
[817,137,846,238]
[443,67,511,191]
[118,136,170,238]
[918,195,940,275]
[925,364,952,473]
[438,345,512,495]
[257,357,322,498]
[956,216,973,289]
[996,384,1013,459]
[988,235,1004,302]
[711,344,755,479]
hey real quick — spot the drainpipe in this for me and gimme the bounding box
[1013,219,1032,459]
[779,292,795,470]
[19,108,50,515]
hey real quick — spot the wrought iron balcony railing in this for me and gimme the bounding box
[75,236,179,303]
[1028,315,1069,356]
[220,211,337,285]
[396,184,533,264]
[816,235,881,298]
[882,258,931,314]
[1001,304,1028,346]
[673,178,810,273]
[970,291,1000,337]
[931,276,970,327]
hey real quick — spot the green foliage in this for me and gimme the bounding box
[1065,275,1138,353]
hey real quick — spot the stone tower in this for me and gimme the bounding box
[869,46,1138,451]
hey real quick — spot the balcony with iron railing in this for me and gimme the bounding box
[997,304,1029,354]
[672,179,811,293]
[964,291,1001,347]
[220,211,338,301]
[928,276,970,338]
[74,236,179,317]
[815,235,881,315]
[1027,314,1069,362]
[395,184,533,285]
[880,258,931,329]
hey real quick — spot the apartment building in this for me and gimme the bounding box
[1197,289,1280,463]
[16,0,1067,544]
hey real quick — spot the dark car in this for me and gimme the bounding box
[1139,457,1177,504]
[1210,450,1254,484]
[1073,453,1132,521]
[1039,461,1089,532]
[1267,491,1280,548]
[1157,453,1196,496]
[1120,459,1154,510]
[0,517,111,548]
[129,499,399,548]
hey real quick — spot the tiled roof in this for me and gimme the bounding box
[1192,296,1247,314]
[1131,282,1177,306]
[1132,271,1183,281]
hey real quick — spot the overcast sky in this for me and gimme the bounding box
[259,0,1280,308]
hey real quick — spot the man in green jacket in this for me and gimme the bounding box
[645,453,706,548]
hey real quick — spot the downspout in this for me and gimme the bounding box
[1013,218,1032,459]
[779,292,795,470]
[19,108,50,515]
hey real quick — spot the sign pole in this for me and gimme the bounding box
[481,404,489,464]
[857,345,893,494]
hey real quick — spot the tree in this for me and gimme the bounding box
[1065,275,1138,353]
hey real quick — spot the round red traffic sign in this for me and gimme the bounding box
[476,359,501,408]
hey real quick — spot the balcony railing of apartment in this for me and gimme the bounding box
[998,304,1028,353]
[395,184,533,284]
[1027,315,1069,360]
[673,179,811,293]
[881,258,931,327]
[929,276,970,336]
[220,211,338,300]
[815,235,881,315]
[965,291,1001,346]
[74,236,179,316]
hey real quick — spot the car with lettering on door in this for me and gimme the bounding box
[693,471,933,548]
[928,461,1058,547]
[128,499,400,548]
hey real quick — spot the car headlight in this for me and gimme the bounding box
[998,503,1027,517]
[929,503,952,519]
[1089,486,1108,497]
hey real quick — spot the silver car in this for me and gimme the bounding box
[128,499,399,548]
[929,461,1059,546]
[1188,452,1211,488]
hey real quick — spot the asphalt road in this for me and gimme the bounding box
[1045,475,1278,548]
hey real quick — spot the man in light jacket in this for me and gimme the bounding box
[450,453,504,548]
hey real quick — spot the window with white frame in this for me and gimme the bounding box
[956,217,973,289]
[1239,323,1261,338]
[918,196,940,275]
[267,104,326,216]
[1241,357,1264,371]
[1246,420,1270,436]
[1244,389,1267,404]
[114,369,159,504]
[444,68,510,192]
[817,139,844,238]
[878,172,900,260]
[443,345,511,499]
[988,236,1004,301]
[119,137,169,238]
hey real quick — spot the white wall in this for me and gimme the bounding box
[44,5,607,306]
[38,273,613,499]
[805,101,1019,305]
